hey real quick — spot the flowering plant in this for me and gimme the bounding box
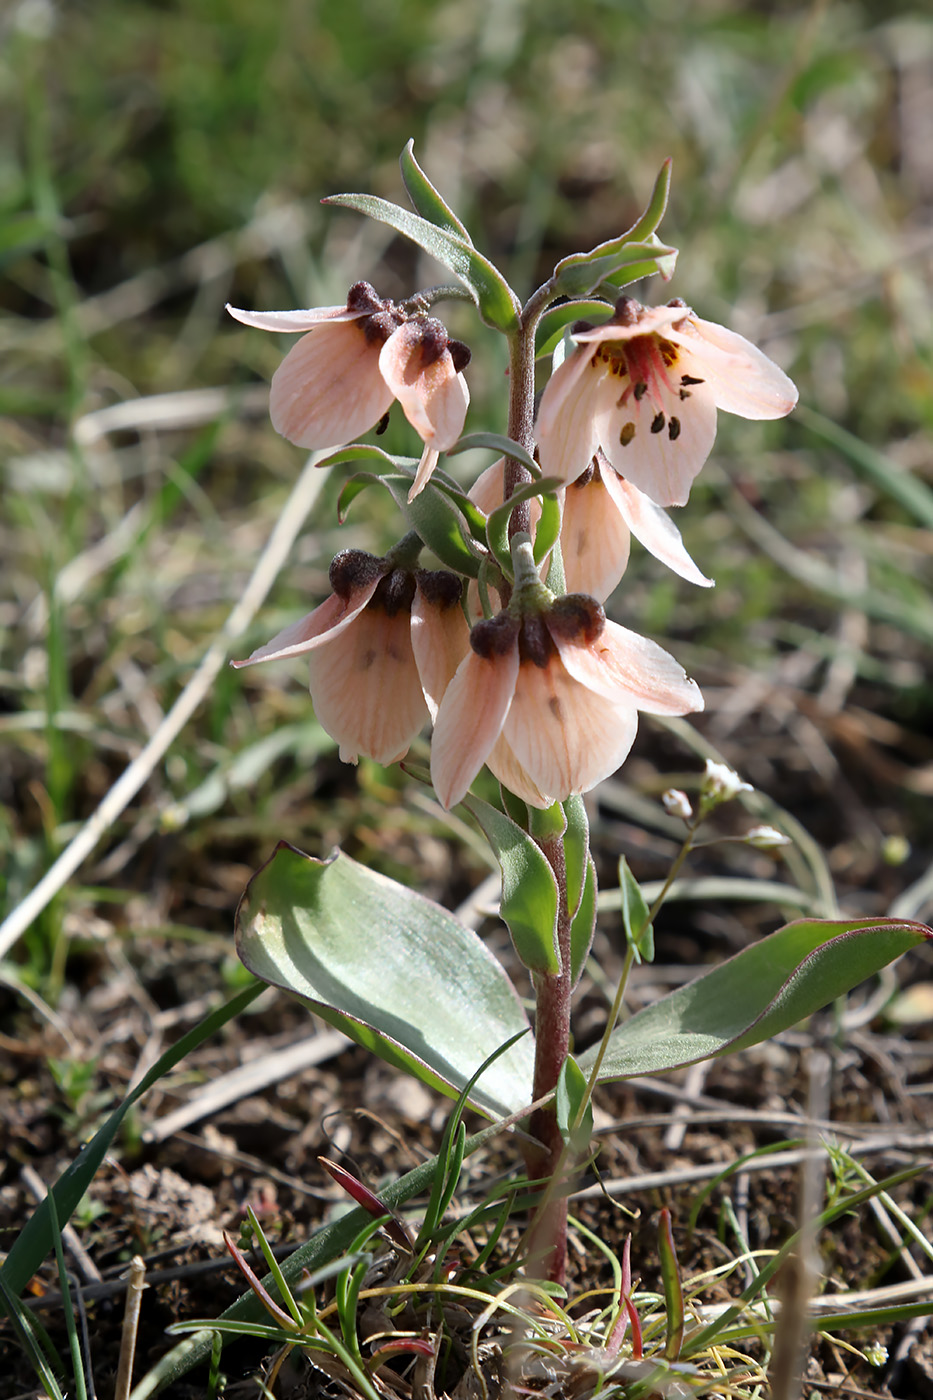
[224,144,927,1286]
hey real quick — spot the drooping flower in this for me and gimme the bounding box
[468,453,711,602]
[430,585,704,810]
[227,282,471,492]
[536,295,797,508]
[232,547,468,767]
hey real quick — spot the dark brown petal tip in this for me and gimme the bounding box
[448,339,472,373]
[346,281,385,314]
[547,593,606,645]
[373,567,417,617]
[415,569,464,609]
[613,296,643,326]
[328,549,386,599]
[470,612,520,659]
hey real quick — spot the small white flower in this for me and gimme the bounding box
[662,789,693,820]
[702,759,753,805]
[745,824,791,849]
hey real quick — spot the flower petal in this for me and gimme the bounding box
[534,346,603,485]
[594,354,718,507]
[269,320,393,449]
[502,657,639,802]
[484,732,554,809]
[552,617,704,716]
[306,609,428,766]
[408,446,440,502]
[226,304,365,333]
[430,646,519,809]
[411,586,471,721]
[668,317,798,419]
[231,578,382,668]
[379,322,470,452]
[599,463,713,588]
[559,469,632,600]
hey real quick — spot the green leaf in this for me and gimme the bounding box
[484,476,562,575]
[447,432,539,475]
[536,300,613,360]
[336,467,485,576]
[555,1055,594,1153]
[618,856,654,963]
[532,492,562,568]
[0,982,264,1305]
[552,237,678,300]
[569,856,597,989]
[459,795,560,975]
[658,1209,684,1361]
[563,795,589,920]
[399,140,472,244]
[580,918,930,1082]
[324,193,520,332]
[624,158,673,243]
[236,843,534,1117]
[599,234,678,291]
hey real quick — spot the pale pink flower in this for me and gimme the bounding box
[430,595,704,810]
[468,454,711,602]
[232,550,467,767]
[536,296,797,507]
[560,452,712,599]
[227,282,470,487]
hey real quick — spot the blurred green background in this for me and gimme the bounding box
[2,0,932,982]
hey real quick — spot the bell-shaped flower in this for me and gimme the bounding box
[536,295,797,508]
[471,454,712,602]
[560,452,713,599]
[227,282,471,476]
[430,556,704,810]
[232,547,468,767]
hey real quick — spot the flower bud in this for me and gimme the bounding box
[744,825,791,850]
[701,759,752,807]
[662,788,693,820]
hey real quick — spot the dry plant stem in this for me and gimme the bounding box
[113,1256,147,1400]
[526,832,572,1283]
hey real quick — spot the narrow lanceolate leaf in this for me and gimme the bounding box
[618,856,654,964]
[340,470,486,577]
[658,1209,684,1361]
[569,856,597,990]
[535,301,613,360]
[624,158,673,245]
[236,843,534,1118]
[447,432,539,476]
[555,1055,594,1153]
[563,795,589,921]
[551,236,678,300]
[400,140,473,244]
[323,194,521,332]
[579,917,930,1082]
[459,794,560,975]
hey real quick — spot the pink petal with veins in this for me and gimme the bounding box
[226,304,366,333]
[667,316,798,419]
[430,646,519,809]
[600,463,713,588]
[380,322,469,452]
[501,657,640,802]
[534,347,603,485]
[230,578,382,668]
[559,469,632,600]
[269,320,393,449]
[306,608,428,766]
[411,588,471,721]
[552,618,704,716]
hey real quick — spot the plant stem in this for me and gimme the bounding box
[526,830,572,1283]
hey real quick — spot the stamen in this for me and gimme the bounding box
[633,381,648,401]
[668,417,681,441]
[651,412,666,434]
[681,374,705,386]
[619,422,636,447]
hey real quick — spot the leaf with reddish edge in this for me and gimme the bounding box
[658,1209,684,1361]
[370,1338,437,1365]
[223,1232,298,1332]
[607,1235,643,1359]
[580,917,931,1082]
[319,1158,413,1252]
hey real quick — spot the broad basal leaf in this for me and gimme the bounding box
[580,917,929,1081]
[236,843,534,1118]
